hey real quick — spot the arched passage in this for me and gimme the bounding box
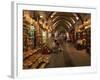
[23,10,91,69]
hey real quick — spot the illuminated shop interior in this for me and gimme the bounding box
[23,10,91,69]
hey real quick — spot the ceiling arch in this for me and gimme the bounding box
[52,19,73,32]
[51,17,74,27]
[47,13,80,31]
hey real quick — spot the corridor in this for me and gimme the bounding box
[23,10,91,69]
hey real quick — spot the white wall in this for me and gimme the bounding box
[0,0,100,80]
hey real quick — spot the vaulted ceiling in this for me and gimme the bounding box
[27,10,91,32]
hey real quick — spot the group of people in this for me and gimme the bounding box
[54,32,69,45]
[51,32,69,52]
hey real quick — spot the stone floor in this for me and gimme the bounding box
[23,41,90,69]
[45,42,90,68]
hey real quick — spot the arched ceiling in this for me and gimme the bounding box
[28,10,91,32]
[48,12,79,32]
[52,19,72,30]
